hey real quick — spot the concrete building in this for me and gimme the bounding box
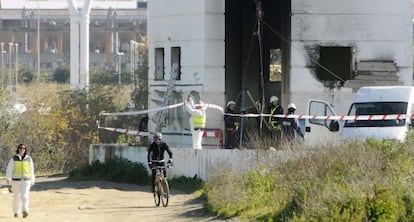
[0,0,147,73]
[147,0,413,147]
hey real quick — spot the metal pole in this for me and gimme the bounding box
[130,40,135,93]
[0,43,3,84]
[37,0,40,82]
[117,52,123,106]
[8,42,13,97]
[15,43,19,101]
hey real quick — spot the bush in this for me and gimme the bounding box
[69,157,150,185]
[52,66,70,83]
[203,138,414,221]
[69,157,204,193]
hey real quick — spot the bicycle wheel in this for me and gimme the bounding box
[161,179,169,207]
[153,182,161,207]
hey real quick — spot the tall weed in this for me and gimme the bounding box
[204,136,414,221]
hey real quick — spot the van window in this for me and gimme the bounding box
[344,102,407,127]
[308,101,335,126]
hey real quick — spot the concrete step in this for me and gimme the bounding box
[356,61,397,72]
[356,71,399,77]
[354,75,399,81]
[344,80,404,92]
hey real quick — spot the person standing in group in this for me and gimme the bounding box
[224,100,239,149]
[5,144,35,218]
[147,132,173,193]
[280,103,304,142]
[184,94,207,149]
[268,96,284,140]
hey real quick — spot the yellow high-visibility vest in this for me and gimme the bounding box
[269,107,278,128]
[12,158,31,179]
[193,114,206,128]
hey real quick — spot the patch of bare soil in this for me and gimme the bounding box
[0,174,226,222]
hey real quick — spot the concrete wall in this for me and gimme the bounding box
[147,0,225,145]
[89,144,300,181]
[289,0,413,115]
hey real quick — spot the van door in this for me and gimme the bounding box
[305,99,340,146]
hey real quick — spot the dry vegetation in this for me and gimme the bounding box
[204,134,414,221]
[0,83,133,174]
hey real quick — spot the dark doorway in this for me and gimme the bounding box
[225,0,291,110]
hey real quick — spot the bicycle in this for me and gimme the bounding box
[150,159,173,207]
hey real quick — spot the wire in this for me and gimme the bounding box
[263,21,347,83]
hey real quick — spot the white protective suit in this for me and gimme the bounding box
[185,96,207,149]
[6,153,35,216]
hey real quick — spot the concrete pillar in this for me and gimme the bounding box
[67,0,93,89]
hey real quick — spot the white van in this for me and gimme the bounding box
[305,86,414,145]
[303,99,339,146]
[340,86,414,142]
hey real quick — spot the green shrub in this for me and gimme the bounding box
[69,157,150,185]
[69,157,204,193]
[203,136,414,221]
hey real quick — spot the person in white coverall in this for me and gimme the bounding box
[185,95,207,149]
[6,144,35,218]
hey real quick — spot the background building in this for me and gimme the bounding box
[0,0,147,71]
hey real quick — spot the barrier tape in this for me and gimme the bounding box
[225,113,412,121]
[99,102,414,121]
[97,125,150,137]
[99,102,224,116]
[99,102,184,116]
[98,102,412,136]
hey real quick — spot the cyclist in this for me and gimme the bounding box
[147,132,173,192]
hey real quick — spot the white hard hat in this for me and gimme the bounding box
[270,96,279,103]
[287,103,296,110]
[226,101,236,107]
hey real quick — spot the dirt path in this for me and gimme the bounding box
[0,174,225,222]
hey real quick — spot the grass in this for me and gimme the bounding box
[203,135,414,221]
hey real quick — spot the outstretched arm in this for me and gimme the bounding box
[185,101,204,116]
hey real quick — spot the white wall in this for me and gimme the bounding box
[147,0,225,145]
[289,0,413,115]
[89,144,301,181]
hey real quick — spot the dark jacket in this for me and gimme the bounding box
[268,103,284,128]
[147,141,173,162]
[224,108,237,132]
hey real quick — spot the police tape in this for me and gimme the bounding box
[98,102,412,136]
[97,125,150,137]
[99,102,224,116]
[225,113,411,121]
[99,101,412,121]
[99,102,184,116]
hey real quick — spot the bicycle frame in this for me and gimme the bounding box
[151,160,172,207]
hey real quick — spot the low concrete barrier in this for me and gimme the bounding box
[89,144,300,181]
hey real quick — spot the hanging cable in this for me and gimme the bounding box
[263,21,347,83]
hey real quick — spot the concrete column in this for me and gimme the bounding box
[67,0,93,89]
[69,15,80,88]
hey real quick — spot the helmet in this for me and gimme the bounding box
[226,101,236,107]
[153,132,162,141]
[287,103,296,110]
[270,96,279,103]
